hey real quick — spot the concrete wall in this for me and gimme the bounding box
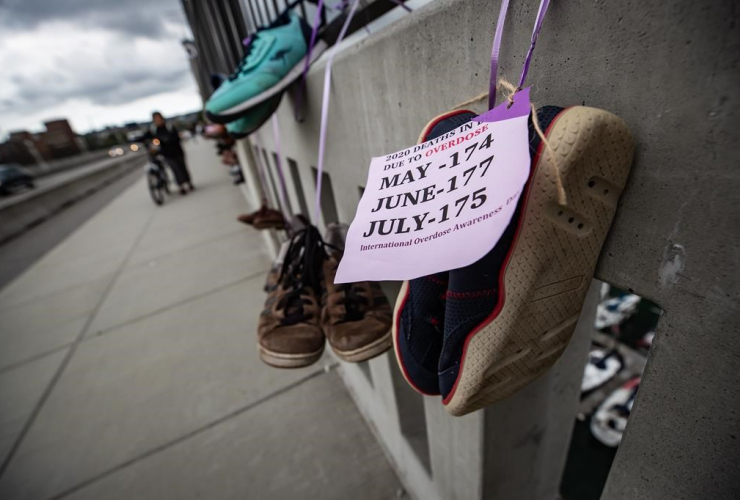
[246,0,739,498]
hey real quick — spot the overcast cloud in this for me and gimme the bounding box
[0,0,202,137]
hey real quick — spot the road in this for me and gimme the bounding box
[0,166,143,289]
[0,152,144,211]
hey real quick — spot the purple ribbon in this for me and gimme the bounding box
[313,0,361,223]
[271,115,293,218]
[488,0,511,109]
[518,0,550,88]
[488,0,550,109]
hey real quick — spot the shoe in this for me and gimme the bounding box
[210,73,227,91]
[237,205,268,225]
[263,215,309,293]
[594,293,641,330]
[205,12,326,124]
[226,92,284,139]
[392,110,477,395]
[253,207,286,230]
[258,226,325,368]
[204,124,227,139]
[590,377,640,447]
[230,166,245,184]
[440,106,634,416]
[581,348,623,393]
[322,223,393,363]
[222,150,238,165]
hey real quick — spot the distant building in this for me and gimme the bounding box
[0,119,80,166]
[41,119,81,158]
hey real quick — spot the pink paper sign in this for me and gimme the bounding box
[335,89,532,283]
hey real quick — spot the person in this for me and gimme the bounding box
[147,112,194,195]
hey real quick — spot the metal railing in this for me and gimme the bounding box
[181,0,409,100]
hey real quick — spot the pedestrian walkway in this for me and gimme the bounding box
[0,140,402,500]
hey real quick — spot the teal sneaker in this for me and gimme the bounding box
[205,12,325,124]
[225,92,284,139]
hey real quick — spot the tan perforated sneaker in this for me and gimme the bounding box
[439,106,634,416]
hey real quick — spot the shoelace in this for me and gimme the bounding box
[228,36,263,81]
[276,226,329,326]
[333,282,368,323]
[277,226,366,326]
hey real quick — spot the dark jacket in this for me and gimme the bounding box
[146,123,184,159]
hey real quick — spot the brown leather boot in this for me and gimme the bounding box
[321,224,392,363]
[258,227,325,368]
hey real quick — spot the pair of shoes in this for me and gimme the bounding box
[226,93,283,138]
[230,166,245,184]
[394,105,634,416]
[237,204,286,230]
[206,12,324,133]
[204,124,227,139]
[222,150,238,165]
[590,377,640,447]
[258,224,392,368]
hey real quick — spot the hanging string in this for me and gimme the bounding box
[271,114,293,218]
[313,0,362,223]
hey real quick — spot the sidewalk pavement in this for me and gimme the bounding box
[0,140,402,500]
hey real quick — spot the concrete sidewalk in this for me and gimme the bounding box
[0,140,402,500]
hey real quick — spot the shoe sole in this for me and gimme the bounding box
[443,106,634,416]
[330,329,393,363]
[258,344,324,368]
[252,221,286,230]
[392,109,475,396]
[206,41,328,124]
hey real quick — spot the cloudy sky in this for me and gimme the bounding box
[0,0,202,138]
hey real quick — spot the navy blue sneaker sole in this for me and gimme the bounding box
[393,109,477,396]
[442,106,633,416]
